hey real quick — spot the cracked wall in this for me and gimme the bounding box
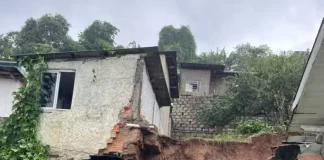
[38,55,141,159]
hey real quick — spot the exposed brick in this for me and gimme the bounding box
[121,106,132,119]
[107,138,114,144]
[298,155,323,160]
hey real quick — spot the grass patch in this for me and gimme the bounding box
[211,133,250,142]
[184,130,286,143]
[184,133,250,143]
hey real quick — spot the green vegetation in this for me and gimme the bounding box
[209,133,250,142]
[79,20,119,50]
[0,56,48,159]
[186,120,286,142]
[185,133,250,143]
[236,120,285,135]
[0,14,127,58]
[0,13,311,157]
[197,47,309,127]
[237,120,270,135]
[158,25,197,62]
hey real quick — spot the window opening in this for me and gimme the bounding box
[185,81,200,92]
[40,71,75,109]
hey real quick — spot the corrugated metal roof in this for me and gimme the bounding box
[0,60,23,77]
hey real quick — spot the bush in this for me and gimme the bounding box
[269,124,286,133]
[236,120,270,135]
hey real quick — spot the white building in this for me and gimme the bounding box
[13,47,179,159]
[0,60,23,118]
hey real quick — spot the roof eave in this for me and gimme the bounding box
[161,51,179,99]
[290,18,324,112]
[11,47,159,61]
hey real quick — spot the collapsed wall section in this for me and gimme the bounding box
[39,55,141,159]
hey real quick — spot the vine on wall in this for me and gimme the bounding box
[0,56,49,159]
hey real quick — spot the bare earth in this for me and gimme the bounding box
[144,133,298,160]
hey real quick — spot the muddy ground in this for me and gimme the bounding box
[143,133,298,160]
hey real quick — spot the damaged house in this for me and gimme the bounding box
[13,47,178,159]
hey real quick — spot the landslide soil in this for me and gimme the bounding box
[143,133,300,160]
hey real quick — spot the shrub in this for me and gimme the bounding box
[269,124,286,133]
[236,120,270,135]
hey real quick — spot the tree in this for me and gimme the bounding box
[0,14,80,56]
[198,46,309,127]
[127,41,140,48]
[225,43,272,71]
[79,20,119,50]
[192,48,227,65]
[158,25,197,62]
[0,35,12,59]
[17,14,71,53]
[59,37,85,51]
[115,45,125,49]
[0,14,123,57]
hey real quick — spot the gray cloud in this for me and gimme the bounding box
[0,0,323,53]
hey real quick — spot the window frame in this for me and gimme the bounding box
[41,70,75,109]
[185,81,200,93]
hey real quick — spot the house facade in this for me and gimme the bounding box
[13,47,178,159]
[0,60,23,118]
[170,63,239,140]
[288,19,324,132]
[179,63,237,96]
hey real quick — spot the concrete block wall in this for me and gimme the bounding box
[171,95,273,140]
[171,95,222,140]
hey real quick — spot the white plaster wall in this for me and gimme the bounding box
[0,78,21,117]
[160,55,170,91]
[140,63,164,134]
[160,106,170,136]
[180,69,211,96]
[38,55,140,159]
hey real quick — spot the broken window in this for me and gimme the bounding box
[40,71,75,109]
[185,81,200,92]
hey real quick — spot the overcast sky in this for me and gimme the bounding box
[1,0,323,53]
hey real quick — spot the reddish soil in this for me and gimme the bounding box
[299,155,324,160]
[143,133,300,160]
